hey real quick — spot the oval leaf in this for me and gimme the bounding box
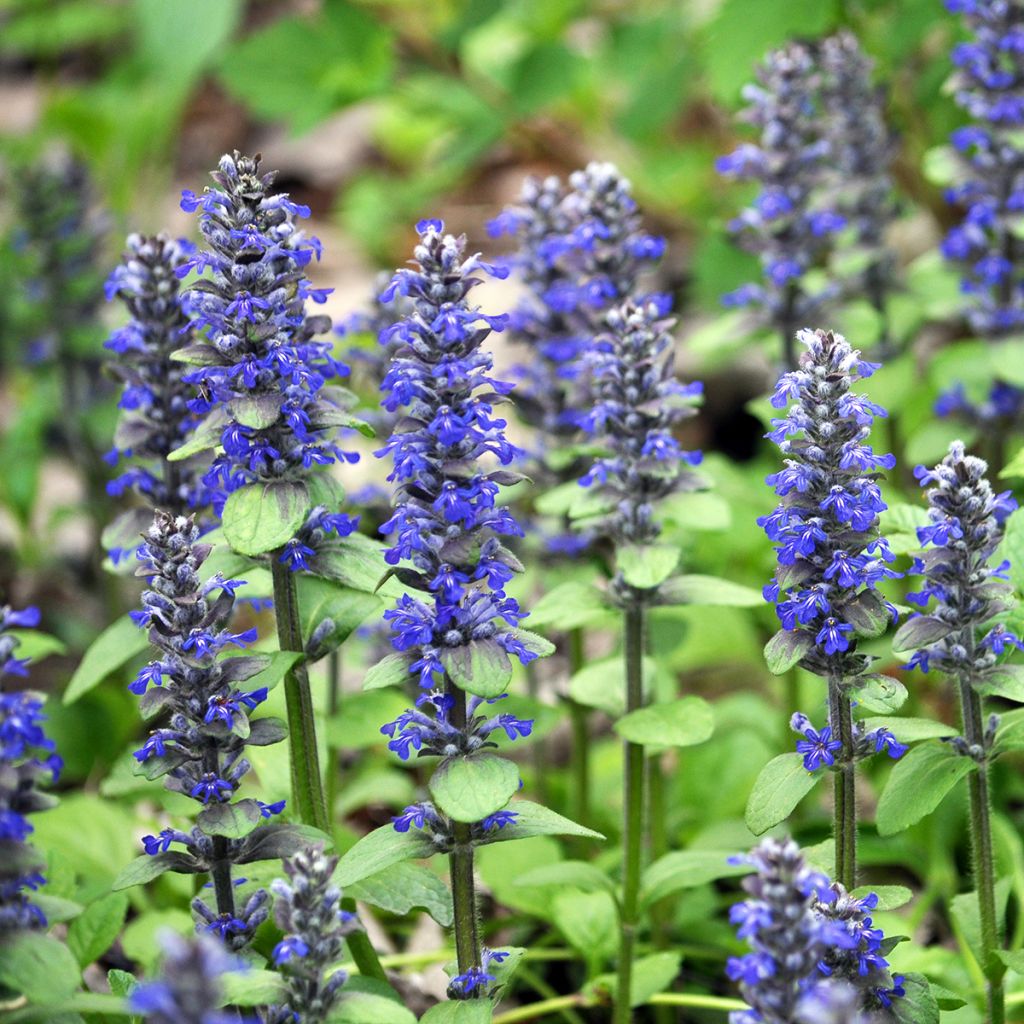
[222,480,310,557]
[439,640,512,699]
[745,753,821,836]
[876,741,977,836]
[614,696,714,748]
[429,753,520,823]
[763,629,813,675]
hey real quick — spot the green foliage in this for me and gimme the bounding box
[429,754,521,823]
[745,753,822,835]
[877,742,978,836]
[221,480,310,556]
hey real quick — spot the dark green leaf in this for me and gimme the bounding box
[876,741,976,836]
[227,394,282,429]
[112,852,205,890]
[476,800,604,845]
[892,973,939,1024]
[297,576,383,654]
[67,892,128,969]
[745,753,821,836]
[234,824,331,865]
[429,754,520,823]
[440,640,512,699]
[335,826,436,887]
[892,615,953,655]
[63,615,149,705]
[763,629,813,675]
[841,590,892,638]
[221,480,310,557]
[196,799,263,840]
[347,862,453,927]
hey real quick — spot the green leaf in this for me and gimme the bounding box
[1000,444,1024,479]
[745,753,821,836]
[335,826,436,887]
[892,615,953,655]
[850,674,908,714]
[975,664,1024,701]
[64,615,149,705]
[325,690,410,750]
[418,1001,492,1024]
[506,629,555,658]
[850,885,913,911]
[476,800,604,845]
[614,696,714,748]
[112,852,204,891]
[221,969,286,1007]
[952,880,1012,978]
[841,590,892,638]
[221,480,310,557]
[617,543,680,589]
[861,717,954,744]
[330,990,418,1024]
[297,576,383,654]
[166,411,226,462]
[569,656,656,717]
[0,931,81,1002]
[529,581,613,630]
[657,574,761,608]
[514,860,615,895]
[135,0,241,87]
[892,973,939,1024]
[640,850,749,906]
[227,650,304,694]
[347,862,453,928]
[994,706,1024,753]
[363,652,412,691]
[196,799,263,840]
[997,948,1024,972]
[588,952,682,1008]
[67,892,128,969]
[552,890,618,960]
[310,534,395,594]
[876,741,977,836]
[227,394,282,430]
[659,491,732,531]
[763,629,813,675]
[439,640,513,699]
[429,754,520,823]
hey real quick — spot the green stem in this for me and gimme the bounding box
[270,556,328,833]
[446,680,482,988]
[340,898,388,983]
[492,995,592,1024]
[614,603,647,1024]
[526,660,548,806]
[202,749,236,921]
[567,626,590,830]
[958,662,1005,1024]
[827,672,856,889]
[326,649,342,827]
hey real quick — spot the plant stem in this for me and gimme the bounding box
[446,679,482,987]
[827,672,856,889]
[270,556,328,834]
[202,748,236,921]
[958,651,1005,1024]
[326,649,342,828]
[614,603,647,1024]
[567,626,590,830]
[340,897,388,983]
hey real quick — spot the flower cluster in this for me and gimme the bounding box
[0,607,61,934]
[375,219,538,690]
[819,31,898,327]
[130,511,286,947]
[129,931,246,1024]
[489,164,666,443]
[264,845,357,1024]
[104,233,211,560]
[449,947,511,1000]
[578,299,703,551]
[727,837,903,1023]
[904,441,1018,679]
[177,151,360,556]
[718,41,843,362]
[390,801,517,845]
[761,328,898,676]
[941,0,1024,336]
[791,712,906,772]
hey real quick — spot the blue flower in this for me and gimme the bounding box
[791,715,843,771]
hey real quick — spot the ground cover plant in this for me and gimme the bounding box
[10,1,1024,1022]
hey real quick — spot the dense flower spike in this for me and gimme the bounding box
[130,511,284,948]
[578,299,703,550]
[819,31,898,337]
[104,233,211,560]
[264,845,357,1024]
[129,931,245,1024]
[376,219,538,691]
[906,441,1018,679]
[728,838,903,1023]
[761,328,898,676]
[489,164,666,444]
[718,42,843,366]
[177,151,360,557]
[0,607,60,934]
[941,0,1024,335]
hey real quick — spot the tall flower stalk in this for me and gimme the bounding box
[0,606,61,936]
[760,329,899,888]
[375,220,545,995]
[128,511,294,947]
[577,300,702,1024]
[718,42,844,369]
[176,152,364,833]
[104,232,211,561]
[901,442,1018,1024]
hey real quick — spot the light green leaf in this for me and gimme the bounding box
[221,968,286,1007]
[63,615,149,705]
[588,951,682,1008]
[529,580,613,630]
[514,860,615,895]
[617,543,680,589]
[67,892,128,969]
[477,800,604,845]
[658,573,761,608]
[850,674,908,714]
[330,990,418,1024]
[221,480,310,557]
[363,653,412,691]
[347,862,453,928]
[0,931,81,1002]
[641,850,749,906]
[552,890,618,960]
[166,411,226,462]
[569,656,656,717]
[440,639,513,699]
[876,741,977,836]
[893,973,939,1024]
[429,754,520,823]
[860,717,954,744]
[614,696,714,748]
[763,629,812,675]
[850,885,914,911]
[745,753,821,836]
[298,576,383,654]
[196,799,263,840]
[418,1001,492,1024]
[335,826,436,887]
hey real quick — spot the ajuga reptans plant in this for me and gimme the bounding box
[761,328,900,888]
[898,441,1018,1022]
[373,219,551,998]
[0,607,61,936]
[104,233,211,561]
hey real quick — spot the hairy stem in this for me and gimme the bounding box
[202,748,236,920]
[567,626,591,830]
[614,604,647,1024]
[827,672,856,889]
[270,556,328,833]
[447,680,482,989]
[958,640,1005,1024]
